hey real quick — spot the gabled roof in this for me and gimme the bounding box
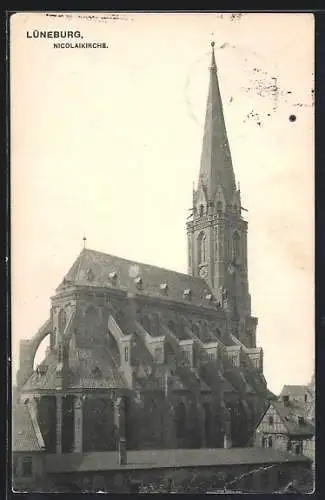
[270,401,314,437]
[58,248,220,309]
[280,385,309,398]
[12,400,45,452]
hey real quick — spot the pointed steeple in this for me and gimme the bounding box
[198,42,236,204]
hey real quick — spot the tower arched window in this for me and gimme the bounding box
[233,232,240,261]
[197,232,207,264]
[217,201,223,213]
[199,204,204,217]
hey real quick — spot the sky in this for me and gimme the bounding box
[10,12,314,394]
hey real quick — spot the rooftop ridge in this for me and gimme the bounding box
[81,247,212,285]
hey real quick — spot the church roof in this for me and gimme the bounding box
[198,42,236,203]
[59,248,220,309]
[21,346,128,392]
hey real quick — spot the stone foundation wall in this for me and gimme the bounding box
[46,462,312,494]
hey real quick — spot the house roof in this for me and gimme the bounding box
[45,447,311,474]
[271,401,315,437]
[12,400,44,452]
[58,248,220,309]
[280,385,309,398]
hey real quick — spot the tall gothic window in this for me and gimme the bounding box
[151,313,160,337]
[141,316,151,334]
[203,402,212,443]
[197,232,207,264]
[84,306,99,339]
[174,402,186,441]
[233,231,240,261]
[58,308,67,335]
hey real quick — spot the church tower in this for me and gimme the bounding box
[187,42,252,321]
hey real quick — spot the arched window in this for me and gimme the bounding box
[83,398,115,451]
[151,313,160,337]
[124,346,129,362]
[58,309,67,335]
[268,435,273,448]
[202,234,207,262]
[174,402,186,441]
[197,232,207,264]
[233,232,240,261]
[215,328,222,339]
[203,402,212,443]
[84,306,99,338]
[167,320,177,336]
[216,201,223,213]
[141,316,151,334]
[192,323,200,339]
[199,204,204,217]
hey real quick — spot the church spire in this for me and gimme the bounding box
[198,42,236,204]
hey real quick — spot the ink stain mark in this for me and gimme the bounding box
[230,13,243,22]
[220,42,236,50]
[289,114,296,122]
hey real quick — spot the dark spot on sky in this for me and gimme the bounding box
[289,114,296,122]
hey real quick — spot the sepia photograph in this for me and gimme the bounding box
[10,11,314,493]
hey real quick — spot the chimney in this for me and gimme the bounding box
[283,395,290,406]
[118,437,127,465]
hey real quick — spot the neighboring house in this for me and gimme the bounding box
[12,398,47,491]
[279,385,312,411]
[278,379,315,463]
[254,400,314,459]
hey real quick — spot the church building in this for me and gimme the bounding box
[15,43,271,459]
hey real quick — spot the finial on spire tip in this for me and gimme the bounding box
[82,234,87,249]
[211,41,215,48]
